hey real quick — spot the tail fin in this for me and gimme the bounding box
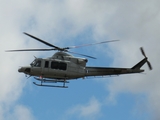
[131,58,147,70]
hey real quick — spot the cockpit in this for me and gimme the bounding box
[30,59,41,67]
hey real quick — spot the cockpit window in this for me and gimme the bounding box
[30,59,41,67]
[30,60,36,66]
[35,60,41,67]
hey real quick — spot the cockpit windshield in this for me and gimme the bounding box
[30,59,41,67]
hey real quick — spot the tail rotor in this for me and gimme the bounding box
[140,47,152,70]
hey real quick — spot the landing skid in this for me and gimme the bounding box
[33,77,68,88]
[33,82,68,88]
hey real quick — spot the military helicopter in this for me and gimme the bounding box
[6,32,152,88]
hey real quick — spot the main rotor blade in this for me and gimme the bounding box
[24,32,62,51]
[6,48,56,52]
[68,51,96,59]
[65,40,119,49]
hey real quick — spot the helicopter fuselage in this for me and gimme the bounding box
[19,52,88,80]
[18,52,145,81]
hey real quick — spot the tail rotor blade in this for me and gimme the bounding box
[140,47,146,58]
[147,61,152,70]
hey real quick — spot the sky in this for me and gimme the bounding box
[0,0,160,120]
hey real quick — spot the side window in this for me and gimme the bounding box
[45,61,49,68]
[51,61,59,69]
[51,61,67,70]
[59,62,67,70]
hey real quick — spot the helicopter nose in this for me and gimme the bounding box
[18,67,31,73]
[18,67,25,72]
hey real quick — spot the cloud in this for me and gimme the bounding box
[61,2,160,119]
[1,0,160,120]
[59,0,160,119]
[0,0,42,119]
[103,1,160,119]
[5,105,35,120]
[67,97,101,120]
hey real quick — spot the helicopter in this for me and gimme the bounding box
[6,32,152,88]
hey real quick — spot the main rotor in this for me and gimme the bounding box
[6,32,119,59]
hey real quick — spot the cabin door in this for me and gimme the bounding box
[42,61,49,76]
